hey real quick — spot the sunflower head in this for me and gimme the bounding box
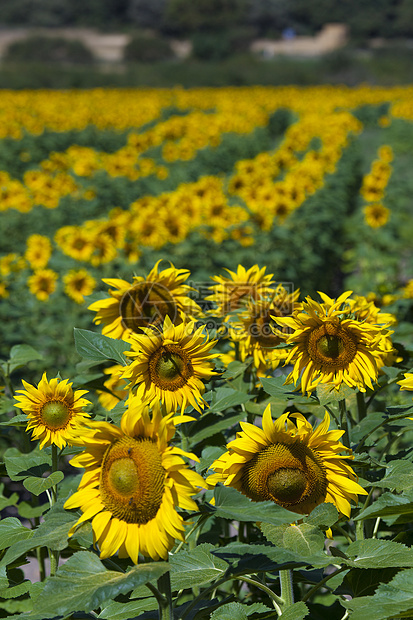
[64,399,205,562]
[208,406,367,517]
[122,314,218,414]
[14,373,91,449]
[274,291,391,394]
[88,260,201,340]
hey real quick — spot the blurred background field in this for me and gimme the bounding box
[0,0,412,380]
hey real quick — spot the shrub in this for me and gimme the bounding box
[123,34,174,62]
[4,36,94,64]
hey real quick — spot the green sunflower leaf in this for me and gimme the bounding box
[210,601,272,619]
[0,518,33,552]
[31,551,169,616]
[279,601,310,619]
[3,344,43,374]
[373,460,413,492]
[98,597,158,620]
[345,539,413,569]
[354,490,413,522]
[190,411,245,445]
[212,486,298,526]
[260,376,292,396]
[3,446,50,482]
[23,470,64,496]
[260,523,325,557]
[316,382,355,405]
[169,543,228,591]
[73,328,130,365]
[209,387,253,412]
[342,568,413,620]
[303,502,339,529]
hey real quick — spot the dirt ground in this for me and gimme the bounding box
[0,23,348,63]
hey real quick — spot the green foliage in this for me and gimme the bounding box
[5,36,95,64]
[124,33,174,62]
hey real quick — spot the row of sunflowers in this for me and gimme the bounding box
[2,258,413,618]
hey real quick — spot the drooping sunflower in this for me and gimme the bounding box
[14,373,91,449]
[274,291,391,395]
[97,365,129,411]
[229,285,301,374]
[63,269,96,304]
[121,315,218,414]
[208,406,367,517]
[88,260,201,341]
[206,264,275,318]
[64,399,205,562]
[27,268,58,302]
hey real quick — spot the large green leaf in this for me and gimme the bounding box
[0,501,78,569]
[374,460,413,492]
[210,602,271,619]
[345,539,413,569]
[355,490,413,522]
[23,471,64,496]
[214,541,332,572]
[279,602,309,619]
[209,387,253,413]
[303,502,339,529]
[32,551,168,616]
[190,412,245,445]
[4,447,50,481]
[260,376,292,397]
[3,344,43,374]
[316,382,354,405]
[212,486,297,526]
[260,523,325,558]
[169,544,228,591]
[73,328,130,365]
[98,597,158,619]
[343,568,413,620]
[0,518,33,552]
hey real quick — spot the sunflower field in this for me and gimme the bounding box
[1,84,413,620]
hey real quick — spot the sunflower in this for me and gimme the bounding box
[64,399,205,562]
[97,365,129,411]
[14,373,91,449]
[27,268,58,301]
[363,203,390,228]
[208,406,367,517]
[88,260,201,341]
[207,264,275,318]
[63,269,96,304]
[25,234,52,269]
[274,291,391,395]
[229,285,301,373]
[121,315,218,414]
[398,372,413,400]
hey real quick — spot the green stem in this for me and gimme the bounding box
[279,569,294,608]
[356,391,367,423]
[240,575,283,615]
[339,399,350,448]
[302,566,348,603]
[157,567,173,620]
[49,445,60,576]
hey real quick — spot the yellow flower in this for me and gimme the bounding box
[25,234,52,269]
[208,406,367,517]
[14,373,91,449]
[363,203,390,228]
[64,400,205,562]
[88,260,201,341]
[229,285,301,373]
[0,280,9,298]
[27,268,58,301]
[274,291,391,395]
[122,315,218,414]
[63,269,96,304]
[402,279,413,299]
[97,365,129,411]
[207,264,275,318]
[398,372,413,400]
